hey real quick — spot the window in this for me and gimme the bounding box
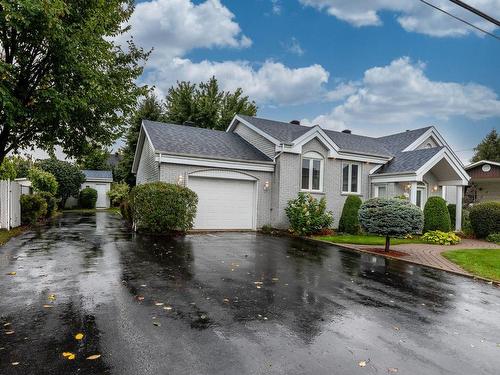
[342,162,361,194]
[301,152,323,191]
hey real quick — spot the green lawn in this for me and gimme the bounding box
[315,234,423,246]
[442,249,500,281]
[0,226,26,246]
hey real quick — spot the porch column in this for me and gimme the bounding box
[455,186,463,231]
[409,182,418,205]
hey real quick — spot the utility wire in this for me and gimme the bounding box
[448,0,500,27]
[418,0,500,41]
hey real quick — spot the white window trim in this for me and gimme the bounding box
[301,152,324,192]
[342,162,361,194]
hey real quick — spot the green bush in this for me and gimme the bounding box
[107,182,130,207]
[470,201,500,238]
[260,224,274,234]
[338,195,362,234]
[130,182,198,234]
[285,192,333,236]
[447,204,456,229]
[486,233,500,244]
[37,192,58,218]
[423,196,451,232]
[462,209,474,237]
[20,194,47,225]
[422,230,461,245]
[120,199,132,223]
[0,158,17,180]
[358,198,424,251]
[79,187,98,209]
[28,167,58,195]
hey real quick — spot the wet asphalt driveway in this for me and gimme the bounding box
[1,212,499,375]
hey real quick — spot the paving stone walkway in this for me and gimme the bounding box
[352,239,500,276]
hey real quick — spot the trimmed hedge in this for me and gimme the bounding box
[338,195,362,234]
[20,194,47,225]
[130,182,198,234]
[358,198,424,251]
[38,192,58,218]
[285,192,333,236]
[469,201,500,238]
[423,196,451,233]
[79,187,98,209]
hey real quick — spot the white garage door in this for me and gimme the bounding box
[94,183,108,208]
[188,177,256,230]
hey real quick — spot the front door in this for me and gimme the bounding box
[416,186,427,209]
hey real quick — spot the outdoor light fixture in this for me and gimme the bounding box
[432,185,438,192]
[264,181,271,191]
[177,174,184,185]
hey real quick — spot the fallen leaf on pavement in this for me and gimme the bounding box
[137,296,144,301]
[62,352,76,360]
[75,333,84,340]
[42,304,53,308]
[7,272,16,276]
[48,294,56,301]
[163,306,172,311]
[272,278,279,281]
[153,322,161,327]
[223,298,230,303]
[86,354,101,360]
[388,368,398,373]
[155,302,164,306]
[393,326,400,331]
[358,360,367,367]
[5,331,15,335]
[3,323,11,327]
[11,362,19,366]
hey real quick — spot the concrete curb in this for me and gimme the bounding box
[305,237,500,287]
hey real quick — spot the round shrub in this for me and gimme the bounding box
[20,194,48,225]
[107,182,130,207]
[423,196,451,233]
[359,198,424,251]
[285,192,333,236]
[422,230,461,245]
[469,201,500,238]
[28,167,58,195]
[37,192,58,218]
[79,187,98,209]
[130,182,198,234]
[338,195,362,234]
[486,233,500,244]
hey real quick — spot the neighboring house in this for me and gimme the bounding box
[447,160,500,204]
[132,115,470,231]
[66,170,113,209]
[14,178,32,195]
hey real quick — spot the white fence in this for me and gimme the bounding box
[0,180,21,230]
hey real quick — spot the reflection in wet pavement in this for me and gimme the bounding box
[0,212,499,374]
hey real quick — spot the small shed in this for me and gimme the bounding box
[81,170,113,208]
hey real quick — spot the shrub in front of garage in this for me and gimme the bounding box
[20,194,48,225]
[469,201,500,238]
[79,187,98,209]
[37,191,58,218]
[108,182,130,207]
[285,192,333,236]
[129,182,198,234]
[358,198,423,252]
[423,196,451,233]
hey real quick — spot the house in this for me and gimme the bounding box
[65,170,113,209]
[132,115,470,231]
[446,160,500,204]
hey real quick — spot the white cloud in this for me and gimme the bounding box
[306,57,500,130]
[271,0,282,15]
[299,0,500,37]
[117,0,251,66]
[283,37,305,56]
[143,58,330,105]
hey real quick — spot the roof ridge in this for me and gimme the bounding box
[377,126,433,139]
[143,120,231,135]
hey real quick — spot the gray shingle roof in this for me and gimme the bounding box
[82,170,113,180]
[237,115,310,143]
[377,127,432,152]
[143,120,273,162]
[374,147,444,174]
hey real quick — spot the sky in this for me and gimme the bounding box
[121,0,500,163]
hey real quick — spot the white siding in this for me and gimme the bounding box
[233,123,276,159]
[136,138,159,185]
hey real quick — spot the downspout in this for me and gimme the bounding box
[270,144,285,225]
[158,153,162,181]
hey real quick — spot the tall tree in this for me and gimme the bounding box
[471,129,500,163]
[77,148,111,171]
[114,94,165,185]
[0,0,148,165]
[165,77,257,131]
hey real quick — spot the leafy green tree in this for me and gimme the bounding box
[359,198,424,251]
[471,129,500,162]
[28,168,58,195]
[10,156,33,178]
[0,0,148,165]
[114,94,165,185]
[165,77,257,131]
[78,148,111,171]
[107,182,130,206]
[0,158,17,180]
[37,159,85,207]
